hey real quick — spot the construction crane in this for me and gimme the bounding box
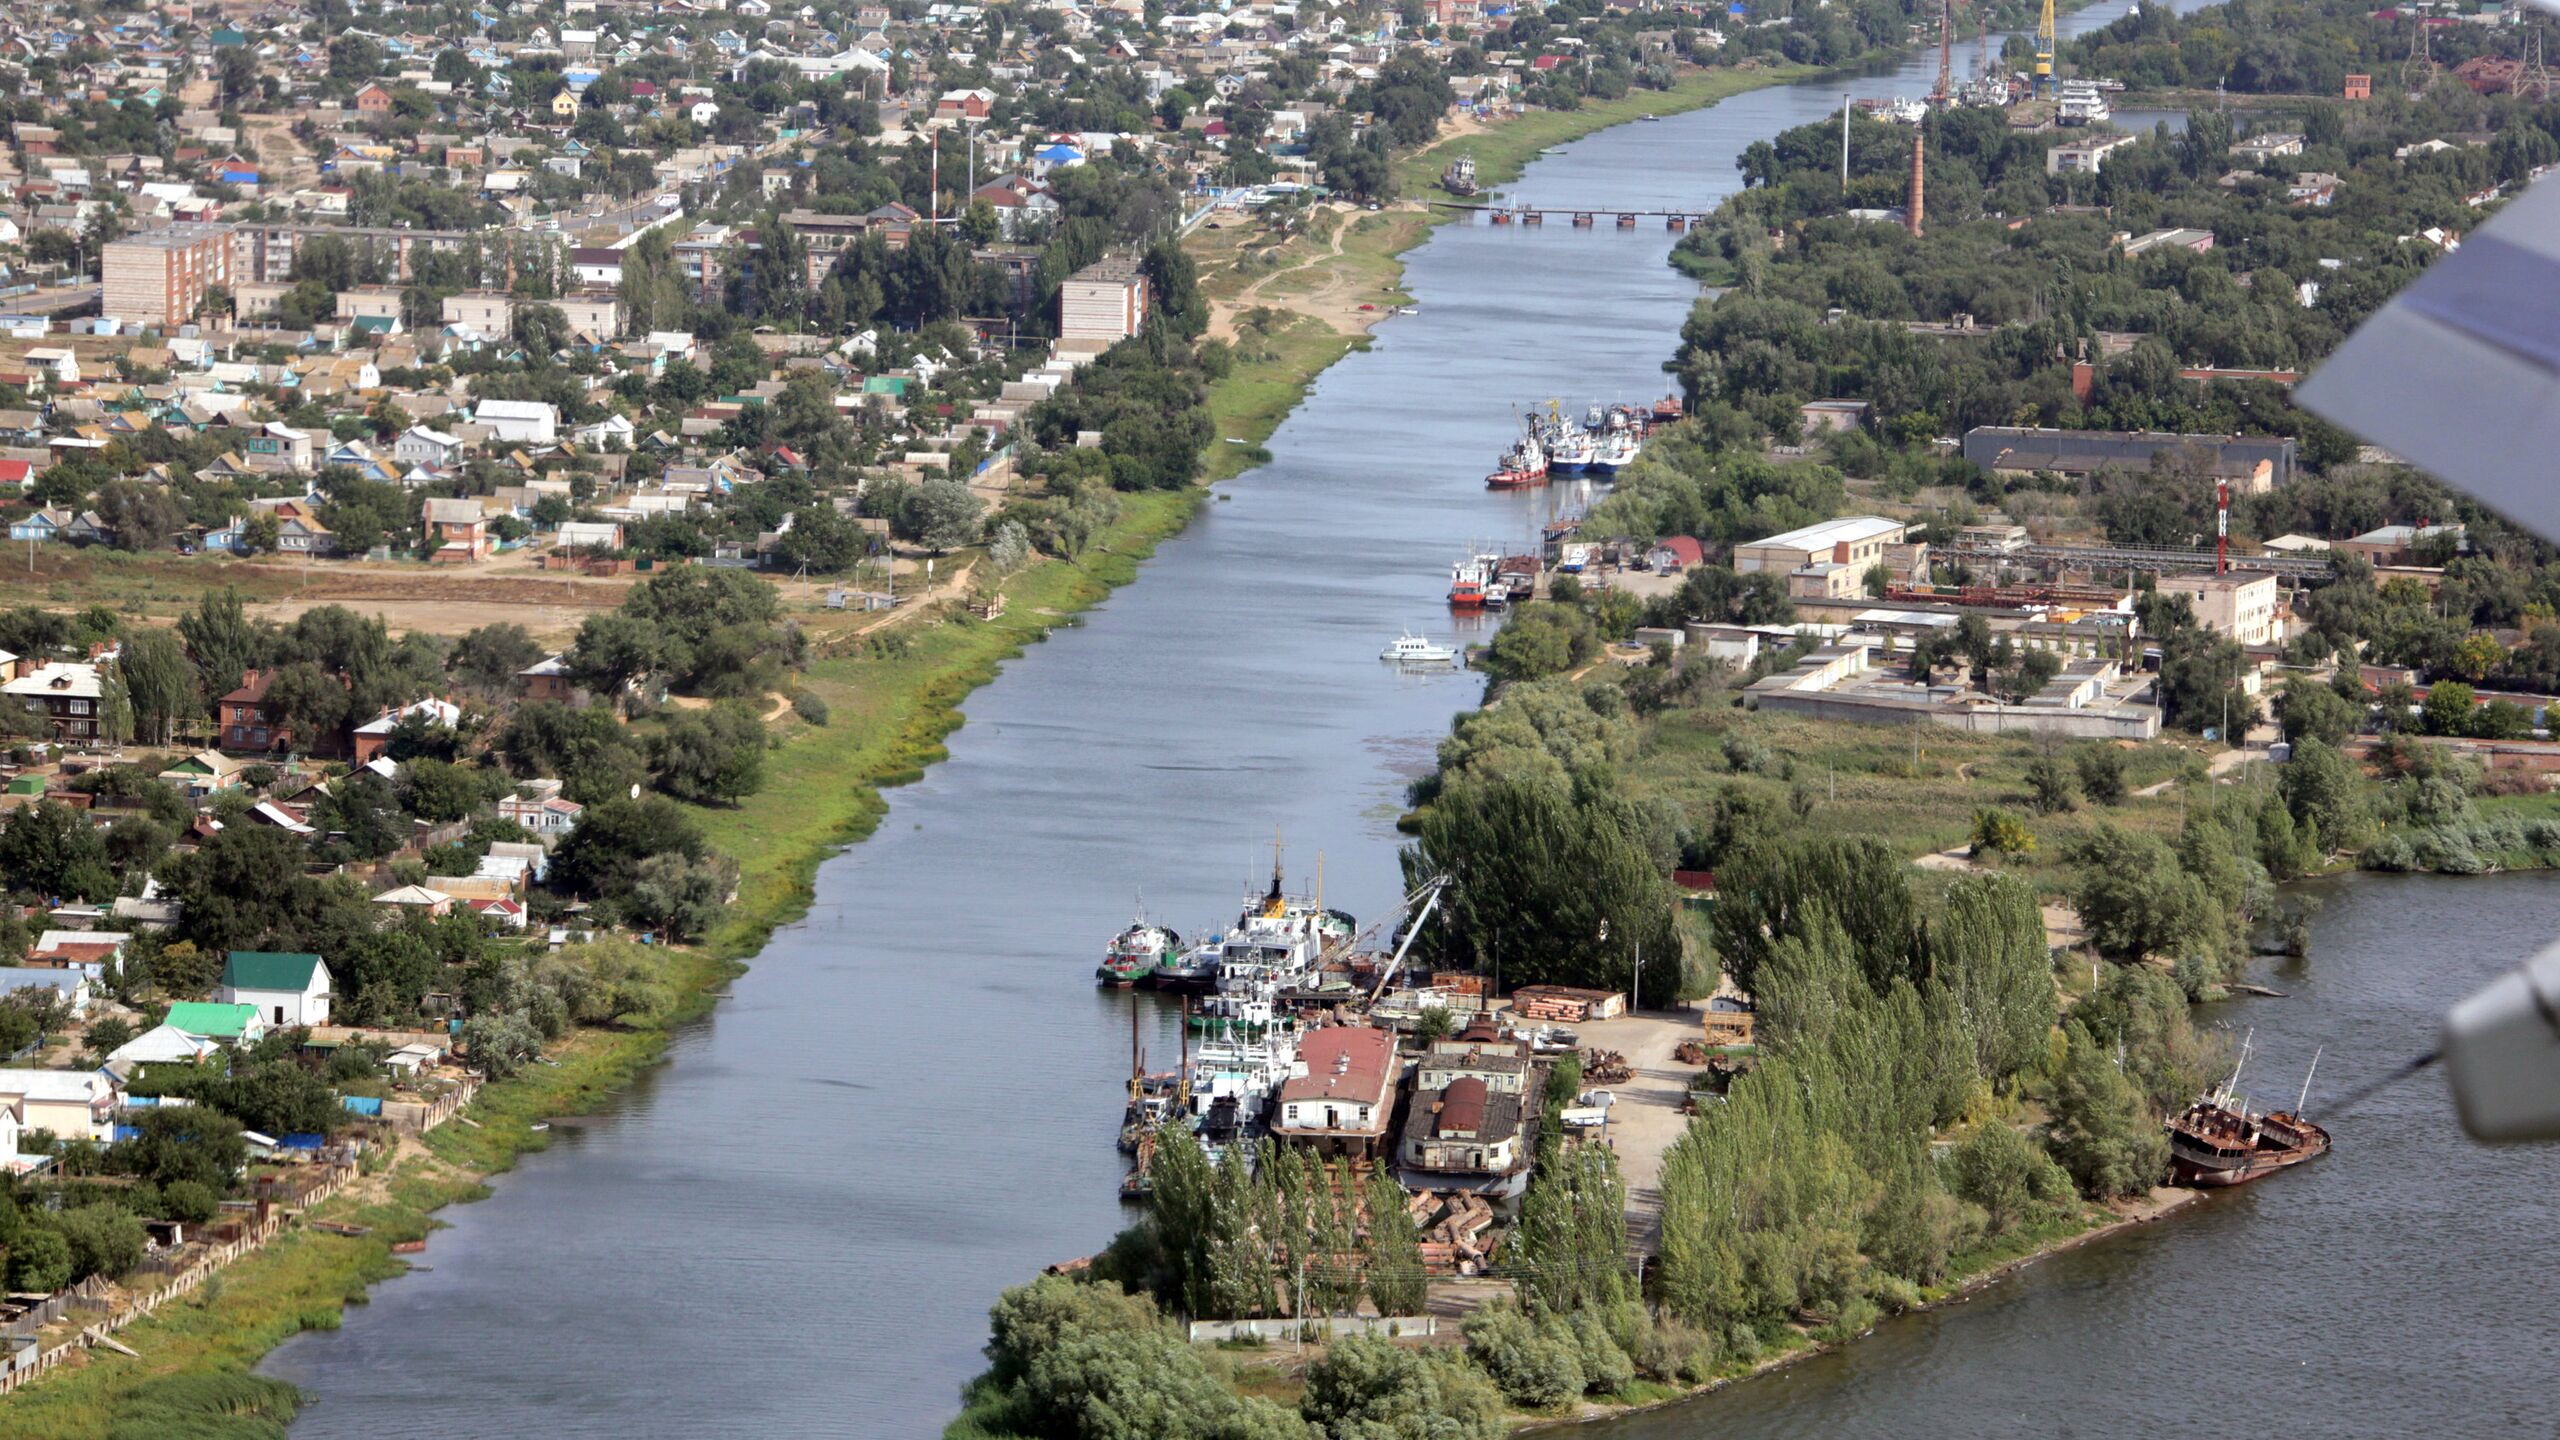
[1931,0,1954,104]
[2035,0,2057,97]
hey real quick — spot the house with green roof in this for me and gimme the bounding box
[162,1002,267,1044]
[217,952,333,1028]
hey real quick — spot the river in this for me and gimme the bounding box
[264,5,2261,1433]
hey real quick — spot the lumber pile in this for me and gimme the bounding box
[1406,1189,1503,1275]
[1512,993,1587,1023]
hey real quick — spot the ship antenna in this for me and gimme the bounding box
[2225,1028,2254,1107]
[2297,1046,2323,1115]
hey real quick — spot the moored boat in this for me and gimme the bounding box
[1381,631,1460,665]
[1485,430,1548,489]
[1098,915,1180,987]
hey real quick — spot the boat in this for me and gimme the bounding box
[1098,913,1181,987]
[1150,936,1225,994]
[1441,155,1478,197]
[1449,551,1496,608]
[1543,410,1597,473]
[1485,428,1548,489]
[1381,631,1459,665]
[1639,113,1661,122]
[2165,1037,2331,1187]
[1649,393,1685,425]
[2057,79,2111,125]
[1589,410,1644,474]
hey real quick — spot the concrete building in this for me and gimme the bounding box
[102,222,234,326]
[2158,570,2282,645]
[474,399,559,445]
[2335,523,2464,567]
[1734,516,1912,600]
[1746,640,2162,739]
[1962,426,2298,491]
[0,1068,117,1142]
[1058,255,1150,345]
[442,290,514,335]
[1270,1025,1398,1157]
[2047,133,2142,175]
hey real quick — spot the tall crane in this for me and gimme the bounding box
[2035,0,2057,98]
[1932,0,1954,104]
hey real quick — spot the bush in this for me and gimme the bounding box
[1463,1305,1586,1408]
[2075,745,2129,804]
[161,1178,221,1224]
[791,690,830,726]
[1951,1124,2071,1235]
[1299,1334,1506,1440]
[1970,807,2035,858]
[51,1203,148,1281]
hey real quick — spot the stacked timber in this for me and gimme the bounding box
[1406,1190,1503,1274]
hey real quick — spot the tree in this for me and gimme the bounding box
[7,1225,71,1292]
[2066,824,2220,963]
[168,824,314,954]
[2275,736,2358,848]
[777,503,864,575]
[646,701,767,804]
[110,1105,245,1193]
[2023,753,2077,814]
[397,757,484,823]
[261,661,350,750]
[619,852,738,944]
[450,623,544,691]
[2277,676,2357,747]
[1970,807,2034,858]
[903,478,983,553]
[567,612,664,698]
[1951,1123,2070,1235]
[2046,1020,2168,1199]
[117,629,197,746]
[1928,874,2057,1083]
[177,589,265,698]
[2075,744,2129,805]
[0,801,115,900]
[462,1010,542,1079]
[549,795,707,901]
[2423,682,2478,737]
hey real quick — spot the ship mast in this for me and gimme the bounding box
[2224,1028,2254,1108]
[2297,1046,2323,1115]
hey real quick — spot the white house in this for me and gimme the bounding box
[473,399,560,445]
[216,951,333,1027]
[0,1068,118,1142]
[395,425,465,468]
[108,1023,222,1066]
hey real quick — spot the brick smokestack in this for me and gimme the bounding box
[1907,129,1925,238]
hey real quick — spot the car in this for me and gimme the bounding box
[1358,303,1377,311]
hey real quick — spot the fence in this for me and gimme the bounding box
[0,1166,347,1397]
[1187,1315,1438,1344]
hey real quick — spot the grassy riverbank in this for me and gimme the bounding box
[1395,63,1821,198]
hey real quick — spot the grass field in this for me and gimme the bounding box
[1625,696,2213,893]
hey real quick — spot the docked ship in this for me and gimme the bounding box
[2165,1039,2331,1187]
[1589,409,1644,474]
[1442,155,1478,197]
[1098,914,1181,987]
[1485,429,1549,489]
[1542,412,1596,473]
[1449,550,1498,608]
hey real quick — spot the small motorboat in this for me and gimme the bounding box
[1380,632,1459,665]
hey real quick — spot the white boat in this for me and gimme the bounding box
[1589,412,1643,474]
[1545,422,1596,473]
[1381,632,1459,665]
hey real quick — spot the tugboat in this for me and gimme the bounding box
[1485,428,1549,489]
[2165,1036,2331,1187]
[1098,913,1181,987]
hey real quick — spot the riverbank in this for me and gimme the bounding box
[1524,1187,2201,1432]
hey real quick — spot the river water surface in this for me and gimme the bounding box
[261,6,2465,1433]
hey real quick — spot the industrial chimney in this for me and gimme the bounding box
[1907,130,1926,238]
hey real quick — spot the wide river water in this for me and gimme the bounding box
[258,7,2534,1434]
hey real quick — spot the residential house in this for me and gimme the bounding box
[162,1000,267,1043]
[217,951,333,1027]
[0,1068,117,1141]
[2,661,103,742]
[350,696,459,764]
[423,496,491,562]
[475,398,558,444]
[1397,1074,1532,1198]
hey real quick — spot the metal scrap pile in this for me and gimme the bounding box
[1672,1040,1710,1065]
[1580,1048,1633,1084]
[1407,1189,1503,1275]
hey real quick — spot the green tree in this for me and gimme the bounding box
[2074,744,2129,805]
[2066,824,2219,963]
[2045,1020,2168,1199]
[177,588,266,699]
[116,628,198,746]
[1299,1336,1505,1440]
[1951,1122,2070,1235]
[2023,753,2077,814]
[449,622,544,691]
[1929,874,2058,1083]
[2423,682,2478,737]
[646,700,767,804]
[2276,737,2358,849]
[2277,676,2357,747]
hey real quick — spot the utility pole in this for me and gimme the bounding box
[1840,93,1851,189]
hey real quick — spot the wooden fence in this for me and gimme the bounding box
[0,1161,355,1397]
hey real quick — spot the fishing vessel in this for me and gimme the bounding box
[1485,429,1548,489]
[1098,914,1181,987]
[2165,1036,2331,1187]
[1589,411,1644,474]
[1543,414,1597,473]
[1442,155,1478,197]
[1381,632,1459,665]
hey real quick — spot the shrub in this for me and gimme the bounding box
[791,690,830,726]
[160,1179,221,1224]
[1463,1305,1586,1408]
